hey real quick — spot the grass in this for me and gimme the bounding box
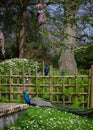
[3,106,93,130]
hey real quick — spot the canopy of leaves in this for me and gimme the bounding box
[0,0,93,68]
[75,43,93,69]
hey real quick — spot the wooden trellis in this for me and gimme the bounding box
[0,63,93,108]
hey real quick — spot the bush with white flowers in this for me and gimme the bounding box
[0,58,41,75]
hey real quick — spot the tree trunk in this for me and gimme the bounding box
[59,49,77,74]
[58,1,78,74]
[59,24,77,74]
[19,4,27,58]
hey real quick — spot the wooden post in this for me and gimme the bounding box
[42,61,45,76]
[22,62,25,90]
[90,65,93,107]
[17,69,20,101]
[0,77,1,100]
[49,65,52,102]
[35,62,38,97]
[88,69,91,107]
[28,68,32,92]
[9,68,13,102]
[68,77,72,104]
[42,61,45,97]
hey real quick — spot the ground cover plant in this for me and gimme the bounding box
[3,106,93,130]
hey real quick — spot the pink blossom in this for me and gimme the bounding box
[36,3,47,24]
[1,47,5,55]
[43,3,47,7]
[38,14,45,23]
[38,10,43,14]
[0,32,3,39]
[36,3,43,9]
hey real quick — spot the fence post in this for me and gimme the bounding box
[0,77,1,100]
[9,68,13,102]
[35,62,38,97]
[22,62,25,90]
[42,61,45,76]
[88,69,91,107]
[49,65,52,102]
[90,65,93,107]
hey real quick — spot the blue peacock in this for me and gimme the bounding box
[23,90,52,107]
[44,65,49,76]
[23,90,93,118]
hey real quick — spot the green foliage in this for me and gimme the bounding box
[72,96,82,107]
[35,74,89,107]
[0,58,89,107]
[3,106,93,130]
[78,69,89,75]
[0,58,40,75]
[0,0,93,64]
[0,58,41,102]
[75,44,93,69]
[0,95,9,102]
[51,54,60,68]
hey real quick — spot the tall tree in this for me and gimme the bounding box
[18,0,28,58]
[58,0,78,73]
[45,0,92,73]
[0,0,93,71]
[0,0,38,58]
[58,0,92,73]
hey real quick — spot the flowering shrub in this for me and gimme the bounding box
[36,3,46,24]
[0,31,5,55]
[0,58,41,102]
[0,58,40,75]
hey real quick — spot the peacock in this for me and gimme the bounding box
[23,90,93,118]
[44,65,49,76]
[23,90,52,107]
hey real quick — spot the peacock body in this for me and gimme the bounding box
[23,91,93,118]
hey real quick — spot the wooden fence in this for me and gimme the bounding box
[0,63,93,108]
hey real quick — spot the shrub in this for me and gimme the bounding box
[0,58,41,75]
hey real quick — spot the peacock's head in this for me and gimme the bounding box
[23,90,28,95]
